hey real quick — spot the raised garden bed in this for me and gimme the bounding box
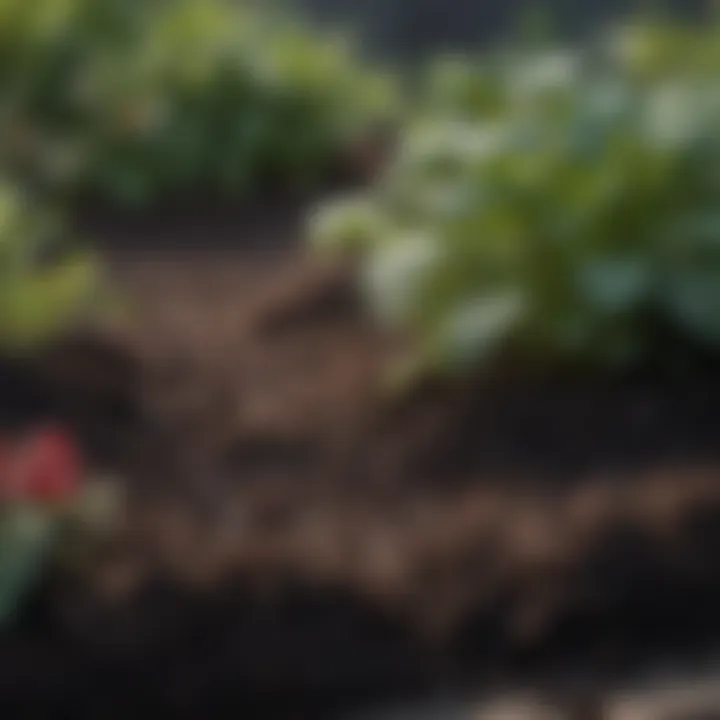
[3,199,720,717]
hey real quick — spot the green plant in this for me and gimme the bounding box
[0,0,397,206]
[311,20,720,378]
[0,426,118,628]
[0,180,97,349]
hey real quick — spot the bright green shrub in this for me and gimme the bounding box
[0,0,397,206]
[311,21,720,376]
[0,181,97,349]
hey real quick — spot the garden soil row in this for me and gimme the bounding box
[2,198,720,717]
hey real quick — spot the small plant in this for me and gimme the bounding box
[0,180,98,349]
[0,0,398,206]
[311,20,720,378]
[0,424,118,628]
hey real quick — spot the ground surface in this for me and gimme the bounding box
[3,197,720,718]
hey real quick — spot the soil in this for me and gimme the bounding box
[4,197,720,718]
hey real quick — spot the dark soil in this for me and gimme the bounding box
[4,200,720,717]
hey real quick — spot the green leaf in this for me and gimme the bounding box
[663,272,720,345]
[0,252,97,348]
[0,509,53,629]
[309,196,388,252]
[436,290,526,370]
[576,258,651,313]
[364,232,443,326]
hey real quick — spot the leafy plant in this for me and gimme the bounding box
[0,180,98,349]
[0,0,397,206]
[0,425,118,628]
[311,20,720,377]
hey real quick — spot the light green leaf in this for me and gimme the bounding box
[0,252,98,348]
[436,290,526,370]
[364,232,443,326]
[309,196,387,252]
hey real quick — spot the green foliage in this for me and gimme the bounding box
[0,181,97,349]
[0,507,53,627]
[0,479,119,629]
[311,20,720,376]
[0,0,397,206]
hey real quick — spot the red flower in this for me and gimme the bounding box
[0,426,84,504]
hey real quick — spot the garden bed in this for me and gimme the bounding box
[3,200,720,718]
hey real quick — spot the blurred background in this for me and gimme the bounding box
[2,2,720,720]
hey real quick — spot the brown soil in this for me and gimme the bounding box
[4,200,720,717]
